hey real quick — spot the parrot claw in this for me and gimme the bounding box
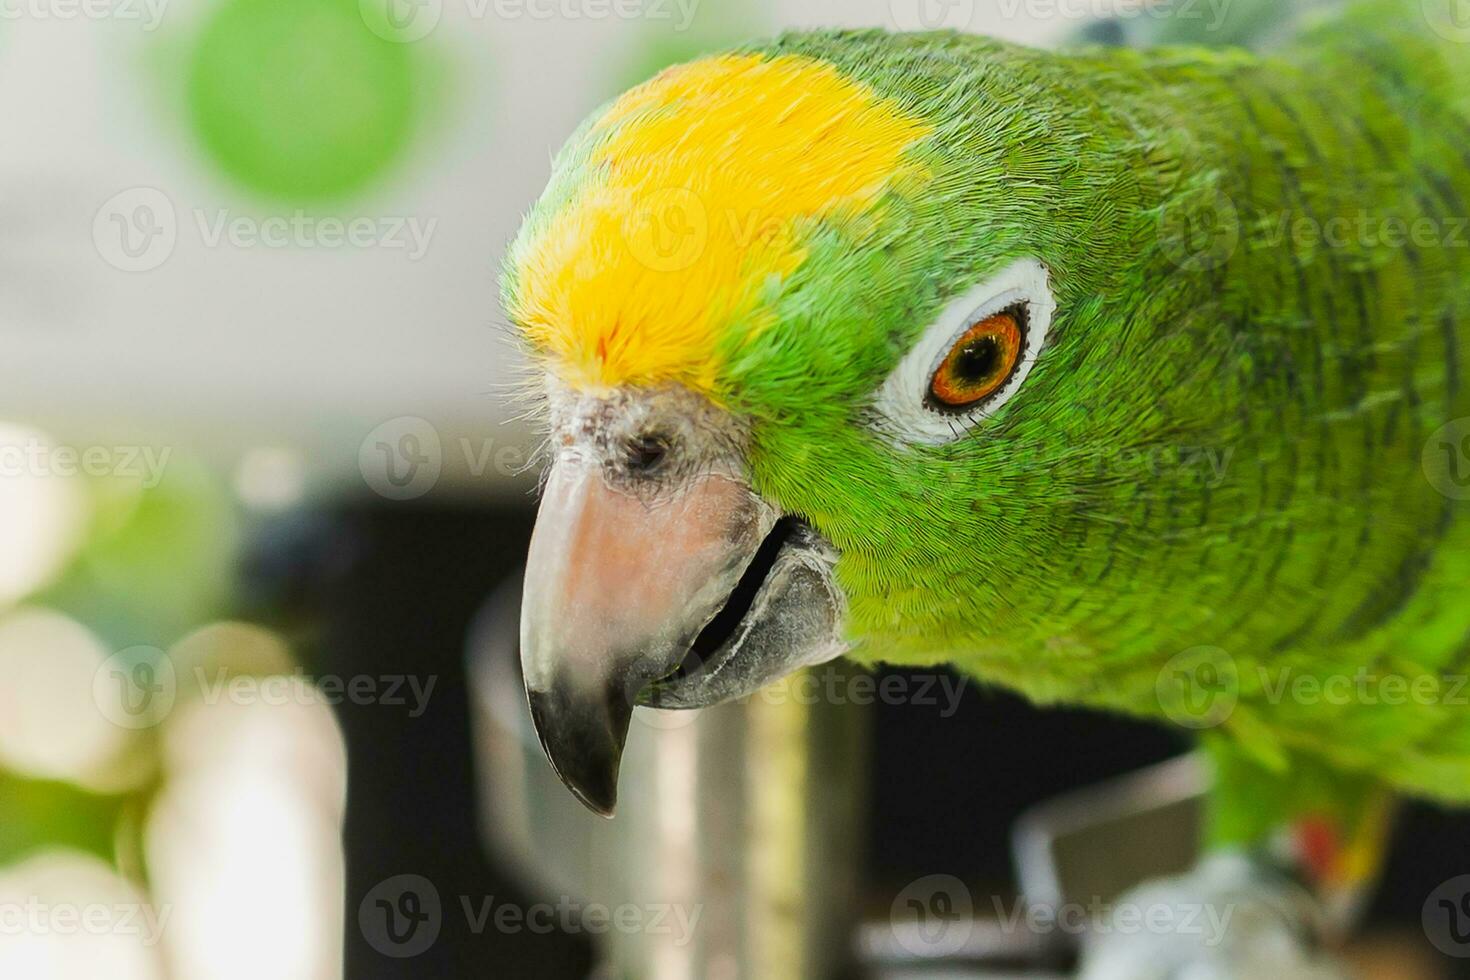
[1077,853,1349,980]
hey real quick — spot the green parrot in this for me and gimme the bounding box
[504,0,1470,969]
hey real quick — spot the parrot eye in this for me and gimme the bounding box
[927,307,1026,412]
[624,432,671,473]
[871,257,1054,445]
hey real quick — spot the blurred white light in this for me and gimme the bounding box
[233,447,306,512]
[161,672,348,819]
[148,689,346,980]
[0,850,164,980]
[0,608,129,788]
[0,424,88,607]
[168,621,297,705]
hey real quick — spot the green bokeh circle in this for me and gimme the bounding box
[187,0,419,202]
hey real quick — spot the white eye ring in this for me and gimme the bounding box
[870,257,1054,446]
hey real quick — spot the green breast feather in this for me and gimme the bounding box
[716,3,1470,809]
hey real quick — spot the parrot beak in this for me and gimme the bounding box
[520,453,788,816]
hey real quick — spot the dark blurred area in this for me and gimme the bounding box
[281,498,1470,979]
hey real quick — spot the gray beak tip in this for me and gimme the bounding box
[526,685,627,818]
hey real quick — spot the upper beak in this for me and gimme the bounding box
[519,453,777,816]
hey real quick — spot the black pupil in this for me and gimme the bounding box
[627,435,668,472]
[953,335,1001,384]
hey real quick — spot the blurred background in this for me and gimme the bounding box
[2,0,1468,977]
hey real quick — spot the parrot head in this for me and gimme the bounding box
[505,33,1216,815]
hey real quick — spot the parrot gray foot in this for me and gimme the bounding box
[1077,852,1348,980]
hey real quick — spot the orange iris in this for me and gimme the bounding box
[928,310,1024,410]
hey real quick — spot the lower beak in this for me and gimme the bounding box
[519,455,777,816]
